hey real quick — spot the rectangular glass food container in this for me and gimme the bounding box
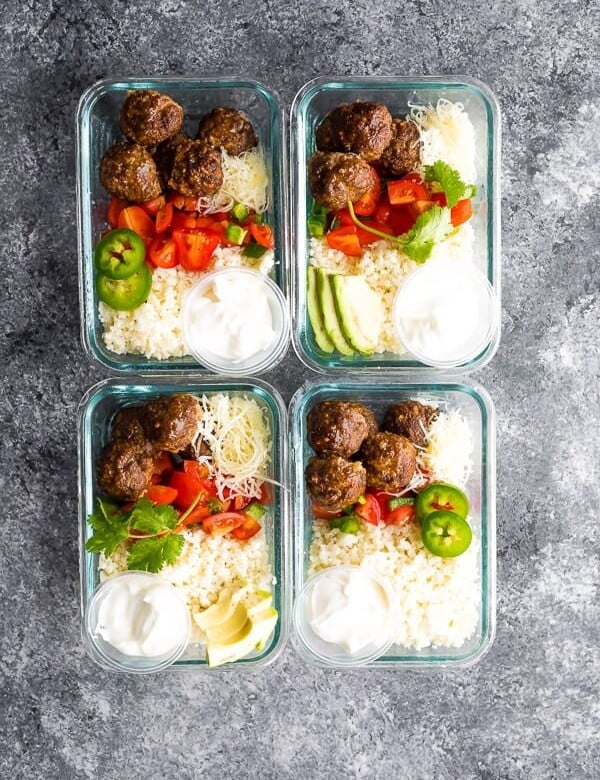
[290,76,501,374]
[289,378,496,669]
[78,377,289,671]
[76,77,287,372]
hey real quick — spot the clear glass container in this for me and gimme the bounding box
[76,78,288,372]
[289,378,496,669]
[290,76,501,374]
[78,377,289,671]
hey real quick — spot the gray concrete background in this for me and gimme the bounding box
[0,1,598,778]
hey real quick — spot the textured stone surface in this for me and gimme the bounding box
[0,1,598,778]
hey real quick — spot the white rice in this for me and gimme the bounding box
[99,246,274,359]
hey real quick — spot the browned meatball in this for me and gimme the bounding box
[196,107,257,156]
[111,406,146,442]
[153,131,191,187]
[308,151,373,212]
[359,433,416,492]
[168,139,223,197]
[305,455,367,511]
[97,438,157,502]
[382,401,438,448]
[315,102,393,163]
[119,90,184,147]
[99,141,163,203]
[307,401,377,458]
[142,394,201,452]
[379,119,422,178]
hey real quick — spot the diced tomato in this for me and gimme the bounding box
[168,470,211,511]
[231,516,262,540]
[174,504,213,533]
[201,512,246,536]
[182,461,210,480]
[141,195,166,216]
[354,494,382,525]
[385,504,416,526]
[167,192,199,211]
[326,225,362,257]
[410,199,434,216]
[451,198,474,227]
[233,494,252,511]
[431,192,447,207]
[148,236,178,268]
[258,483,272,504]
[171,212,217,231]
[145,484,178,505]
[371,491,394,518]
[107,197,128,229]
[117,206,155,244]
[249,222,274,250]
[172,229,220,271]
[211,210,231,221]
[155,202,173,234]
[387,178,429,205]
[353,167,381,216]
[374,194,393,225]
[312,502,342,520]
[356,221,393,246]
[334,209,354,227]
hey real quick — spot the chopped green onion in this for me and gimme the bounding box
[242,242,268,259]
[245,502,266,521]
[225,223,248,245]
[307,217,326,238]
[231,203,249,222]
[388,496,415,511]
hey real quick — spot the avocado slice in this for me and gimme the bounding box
[307,266,334,353]
[331,274,383,354]
[315,268,354,356]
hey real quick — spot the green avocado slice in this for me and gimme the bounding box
[307,266,334,353]
[331,274,383,354]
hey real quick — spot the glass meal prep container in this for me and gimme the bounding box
[290,76,501,374]
[76,78,287,373]
[289,378,496,669]
[78,377,289,672]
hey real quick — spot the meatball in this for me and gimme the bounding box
[153,131,191,187]
[168,139,223,197]
[99,141,163,203]
[305,455,367,511]
[97,438,156,502]
[308,151,373,212]
[379,119,422,178]
[315,102,393,163]
[359,432,416,492]
[119,89,184,147]
[307,401,377,458]
[142,394,201,452]
[111,406,146,442]
[196,107,257,156]
[382,401,438,449]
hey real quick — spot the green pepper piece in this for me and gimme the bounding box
[388,496,415,511]
[420,511,472,557]
[245,502,266,521]
[339,515,361,534]
[242,242,268,259]
[231,203,249,222]
[307,217,326,238]
[94,228,146,280]
[96,263,152,311]
[225,223,248,245]
[415,482,469,522]
[253,213,264,225]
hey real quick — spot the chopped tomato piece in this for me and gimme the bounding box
[312,502,343,520]
[171,212,217,230]
[249,222,274,249]
[167,192,199,211]
[155,202,173,234]
[385,504,415,525]
[172,228,220,271]
[388,205,417,235]
[231,516,262,540]
[387,178,429,205]
[353,167,381,216]
[201,512,245,536]
[326,225,362,257]
[141,195,166,216]
[356,221,393,246]
[410,199,434,216]
[148,236,178,268]
[451,198,474,227]
[258,483,272,504]
[354,494,382,525]
[431,192,447,207]
[334,209,354,227]
[182,461,210,480]
[374,194,393,225]
[145,484,178,505]
[107,197,128,229]
[169,470,212,511]
[117,206,155,244]
[371,490,394,518]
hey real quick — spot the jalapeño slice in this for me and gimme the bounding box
[421,511,472,558]
[96,263,152,311]
[94,228,146,280]
[415,482,469,522]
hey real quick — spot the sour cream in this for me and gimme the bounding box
[306,566,391,655]
[183,269,278,366]
[394,259,496,366]
[95,573,189,658]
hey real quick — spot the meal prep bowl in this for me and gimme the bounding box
[78,377,289,671]
[290,378,496,669]
[77,77,287,373]
[290,76,501,374]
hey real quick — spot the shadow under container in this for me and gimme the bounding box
[77,77,287,372]
[290,76,501,374]
[78,377,289,671]
[289,378,496,669]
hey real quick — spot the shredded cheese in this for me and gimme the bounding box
[194,393,272,500]
[198,147,269,215]
[410,99,477,184]
[420,409,473,487]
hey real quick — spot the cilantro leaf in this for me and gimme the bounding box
[400,205,453,263]
[85,500,129,557]
[127,534,185,573]
[424,161,474,209]
[127,497,179,535]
